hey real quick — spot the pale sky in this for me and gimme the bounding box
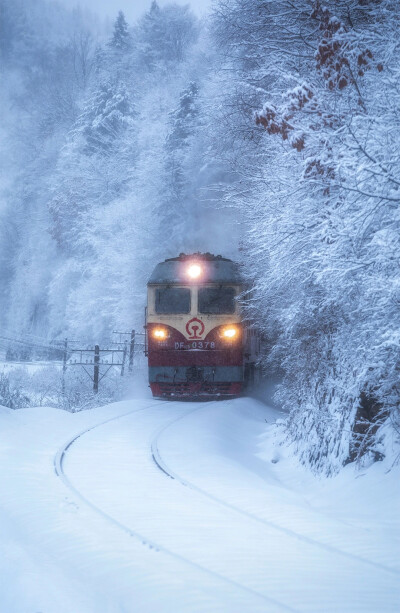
[60,0,212,24]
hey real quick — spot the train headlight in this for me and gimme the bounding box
[221,326,239,340]
[153,328,167,340]
[187,263,202,279]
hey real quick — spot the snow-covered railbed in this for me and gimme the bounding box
[0,396,399,612]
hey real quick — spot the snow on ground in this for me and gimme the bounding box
[0,384,399,613]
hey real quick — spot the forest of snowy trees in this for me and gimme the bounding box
[1,0,399,474]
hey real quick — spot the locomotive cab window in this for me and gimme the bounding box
[155,287,191,314]
[198,287,236,314]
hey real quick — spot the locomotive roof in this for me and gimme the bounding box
[148,253,244,285]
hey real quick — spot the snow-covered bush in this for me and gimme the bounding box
[57,367,132,412]
[0,365,132,412]
[0,372,30,409]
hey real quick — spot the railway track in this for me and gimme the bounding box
[151,404,400,578]
[54,399,296,613]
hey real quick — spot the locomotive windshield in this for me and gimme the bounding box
[155,287,191,314]
[198,287,236,314]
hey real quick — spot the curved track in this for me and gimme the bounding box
[151,406,400,578]
[54,400,297,613]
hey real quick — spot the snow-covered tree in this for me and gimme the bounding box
[0,0,100,336]
[110,11,131,51]
[136,1,199,70]
[213,0,400,472]
[45,3,206,339]
[157,82,201,243]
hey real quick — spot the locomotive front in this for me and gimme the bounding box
[146,253,245,398]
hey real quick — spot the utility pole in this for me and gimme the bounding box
[62,338,68,396]
[121,341,127,376]
[67,343,130,393]
[93,345,100,393]
[129,329,135,373]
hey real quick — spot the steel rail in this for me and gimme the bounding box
[151,404,400,578]
[54,400,296,612]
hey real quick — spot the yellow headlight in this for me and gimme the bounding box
[222,327,238,339]
[153,328,167,340]
[187,264,202,279]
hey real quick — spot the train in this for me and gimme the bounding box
[145,253,260,399]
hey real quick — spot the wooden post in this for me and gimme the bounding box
[129,329,135,373]
[93,345,100,393]
[121,341,127,376]
[62,338,68,396]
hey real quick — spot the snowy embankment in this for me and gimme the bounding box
[0,391,399,613]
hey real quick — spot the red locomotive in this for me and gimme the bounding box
[145,253,260,398]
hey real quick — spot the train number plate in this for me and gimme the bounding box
[174,341,216,350]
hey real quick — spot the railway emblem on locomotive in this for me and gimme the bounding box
[185,317,205,339]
